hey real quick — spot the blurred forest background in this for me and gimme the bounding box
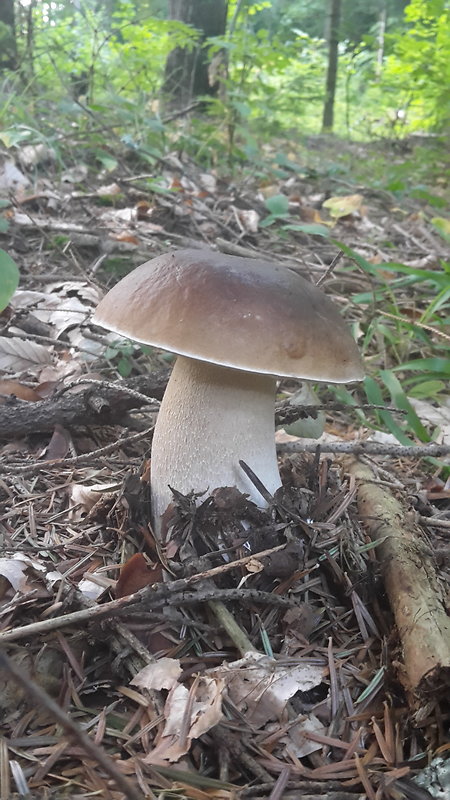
[0,0,449,157]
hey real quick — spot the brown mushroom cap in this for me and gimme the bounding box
[93,249,363,383]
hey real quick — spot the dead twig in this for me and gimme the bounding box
[278,440,450,458]
[316,250,344,286]
[0,544,286,644]
[0,426,155,477]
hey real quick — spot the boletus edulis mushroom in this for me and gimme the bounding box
[93,249,364,535]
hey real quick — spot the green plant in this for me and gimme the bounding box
[330,242,450,446]
[104,339,148,378]
[381,0,450,132]
[0,249,19,312]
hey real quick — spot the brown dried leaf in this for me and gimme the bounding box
[131,658,182,692]
[69,482,118,519]
[145,677,225,764]
[0,379,41,402]
[115,553,163,598]
[213,651,323,728]
[43,425,71,461]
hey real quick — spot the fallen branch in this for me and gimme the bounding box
[0,544,286,644]
[0,372,169,438]
[278,440,450,458]
[346,457,450,704]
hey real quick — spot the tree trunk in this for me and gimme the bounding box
[375,0,387,80]
[162,0,228,111]
[322,0,341,133]
[0,0,17,71]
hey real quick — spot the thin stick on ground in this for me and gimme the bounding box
[0,648,144,800]
[208,599,256,656]
[346,457,450,702]
[0,426,155,477]
[278,440,450,458]
[0,544,286,644]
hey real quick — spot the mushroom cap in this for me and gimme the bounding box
[93,249,364,383]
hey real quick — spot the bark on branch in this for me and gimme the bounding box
[346,457,450,705]
[0,371,169,438]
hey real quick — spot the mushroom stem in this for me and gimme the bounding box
[151,356,281,534]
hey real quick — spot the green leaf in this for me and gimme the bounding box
[264,194,289,217]
[0,217,10,234]
[407,380,446,399]
[364,376,414,445]
[333,241,449,289]
[0,126,32,147]
[420,285,450,320]
[283,223,330,237]
[392,357,450,374]
[410,188,447,208]
[384,179,406,192]
[0,249,19,312]
[117,357,133,377]
[380,370,430,442]
[431,217,450,243]
[95,151,118,171]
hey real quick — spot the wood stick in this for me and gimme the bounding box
[0,544,286,644]
[0,372,168,438]
[346,458,450,704]
[278,440,450,458]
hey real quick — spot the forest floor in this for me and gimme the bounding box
[0,131,449,800]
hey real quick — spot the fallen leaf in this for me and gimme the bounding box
[78,569,114,601]
[111,231,140,244]
[283,713,326,757]
[0,336,52,373]
[233,207,260,233]
[0,379,41,402]
[199,172,217,194]
[299,205,326,224]
[18,144,56,168]
[69,482,119,519]
[408,397,450,444]
[245,557,264,574]
[61,164,89,183]
[0,553,46,597]
[115,553,163,597]
[0,558,30,593]
[145,676,224,764]
[131,658,182,692]
[43,425,71,461]
[96,182,122,197]
[323,193,364,220]
[0,160,30,192]
[212,651,323,728]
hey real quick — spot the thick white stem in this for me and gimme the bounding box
[151,356,281,534]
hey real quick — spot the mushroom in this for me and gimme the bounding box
[93,249,363,535]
